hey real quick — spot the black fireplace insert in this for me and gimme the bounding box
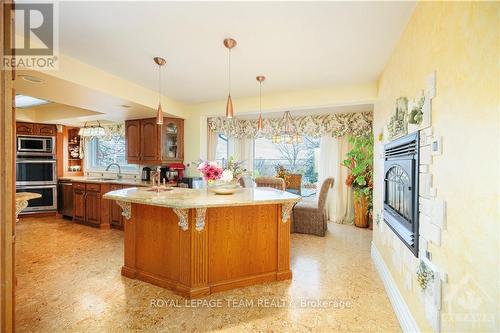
[383,132,420,256]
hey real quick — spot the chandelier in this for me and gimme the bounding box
[271,111,303,144]
[78,121,105,137]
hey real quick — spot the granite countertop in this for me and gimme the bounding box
[103,187,301,209]
[16,192,42,202]
[58,176,152,187]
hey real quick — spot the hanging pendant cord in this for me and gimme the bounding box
[228,48,231,96]
[259,81,262,112]
[158,64,162,105]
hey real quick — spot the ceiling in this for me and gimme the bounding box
[58,1,415,104]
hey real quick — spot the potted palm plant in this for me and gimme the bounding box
[343,134,373,228]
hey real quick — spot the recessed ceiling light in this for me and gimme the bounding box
[15,95,51,108]
[18,75,44,84]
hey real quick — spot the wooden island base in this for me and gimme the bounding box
[121,203,292,298]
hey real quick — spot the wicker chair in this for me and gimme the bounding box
[239,176,255,188]
[292,177,334,236]
[255,176,286,191]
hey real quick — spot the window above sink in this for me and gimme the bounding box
[85,124,139,173]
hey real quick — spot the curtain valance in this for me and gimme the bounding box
[208,111,372,139]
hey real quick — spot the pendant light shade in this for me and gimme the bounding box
[154,56,166,125]
[226,94,234,118]
[78,121,105,137]
[156,104,164,125]
[256,75,265,131]
[224,38,237,118]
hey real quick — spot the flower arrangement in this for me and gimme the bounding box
[274,164,290,187]
[196,160,223,183]
[196,156,246,185]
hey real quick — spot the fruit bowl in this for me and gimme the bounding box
[208,183,241,195]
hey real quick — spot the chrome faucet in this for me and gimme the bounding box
[105,163,122,179]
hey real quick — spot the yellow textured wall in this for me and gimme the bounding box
[373,2,499,332]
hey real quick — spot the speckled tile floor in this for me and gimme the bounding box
[15,216,400,332]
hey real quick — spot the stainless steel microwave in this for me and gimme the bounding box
[17,135,55,156]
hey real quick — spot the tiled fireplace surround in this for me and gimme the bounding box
[373,72,448,332]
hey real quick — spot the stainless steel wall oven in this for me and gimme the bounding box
[16,159,57,185]
[16,185,57,212]
[16,135,58,213]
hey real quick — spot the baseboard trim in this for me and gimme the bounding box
[371,242,421,333]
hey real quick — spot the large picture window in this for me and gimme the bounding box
[253,136,320,196]
[215,133,229,163]
[86,128,138,172]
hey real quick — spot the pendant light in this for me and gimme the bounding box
[223,38,237,118]
[78,121,105,137]
[154,56,166,125]
[271,111,303,144]
[256,75,265,131]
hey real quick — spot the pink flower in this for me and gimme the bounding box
[197,160,224,181]
[213,167,222,179]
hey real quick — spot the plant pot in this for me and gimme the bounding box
[354,193,369,228]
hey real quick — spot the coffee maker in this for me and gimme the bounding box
[141,167,152,181]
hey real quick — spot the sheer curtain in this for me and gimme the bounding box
[207,128,217,161]
[317,135,354,224]
[236,137,254,173]
[228,137,253,172]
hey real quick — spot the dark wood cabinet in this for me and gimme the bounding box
[16,122,57,136]
[85,191,101,226]
[35,124,57,136]
[109,184,124,229]
[73,189,85,222]
[16,122,35,135]
[140,118,161,161]
[163,118,184,161]
[125,117,184,164]
[125,120,141,161]
[73,182,106,228]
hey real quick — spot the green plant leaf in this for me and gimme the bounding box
[355,175,366,185]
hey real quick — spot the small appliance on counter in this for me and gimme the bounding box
[162,163,185,185]
[180,177,204,189]
[141,167,152,181]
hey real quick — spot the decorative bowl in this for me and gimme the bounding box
[208,183,241,195]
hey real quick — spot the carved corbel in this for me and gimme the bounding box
[173,208,189,231]
[116,201,132,220]
[281,202,294,224]
[195,208,207,231]
[15,200,29,222]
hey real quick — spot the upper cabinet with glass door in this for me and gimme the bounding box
[162,118,184,162]
[125,117,184,164]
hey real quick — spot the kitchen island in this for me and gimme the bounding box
[103,186,301,298]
